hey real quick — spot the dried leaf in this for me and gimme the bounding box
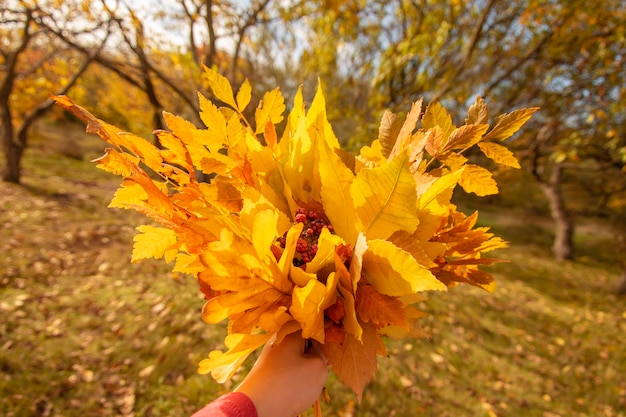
[465,96,489,125]
[377,110,403,158]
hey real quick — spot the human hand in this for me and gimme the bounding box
[235,332,328,417]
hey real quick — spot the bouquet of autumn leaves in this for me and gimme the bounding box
[54,67,536,399]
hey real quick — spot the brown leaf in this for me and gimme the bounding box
[377,110,403,158]
[356,285,407,328]
[323,322,379,401]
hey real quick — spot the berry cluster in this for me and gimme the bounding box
[277,207,333,269]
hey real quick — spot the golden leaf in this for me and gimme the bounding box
[389,99,423,159]
[290,271,338,343]
[458,164,499,196]
[465,96,490,125]
[54,74,539,399]
[198,333,273,382]
[362,239,446,296]
[92,148,137,177]
[352,151,419,240]
[478,142,521,168]
[443,124,490,152]
[236,79,252,112]
[203,65,238,110]
[131,225,178,263]
[422,100,454,137]
[483,107,540,141]
[254,87,285,134]
[197,92,228,143]
[318,136,358,245]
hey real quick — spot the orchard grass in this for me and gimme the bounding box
[1,124,624,416]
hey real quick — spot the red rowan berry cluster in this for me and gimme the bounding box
[277,207,333,269]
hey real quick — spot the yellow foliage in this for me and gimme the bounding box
[53,68,536,399]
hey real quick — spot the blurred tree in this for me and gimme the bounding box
[0,0,109,183]
[369,0,626,262]
[47,0,201,140]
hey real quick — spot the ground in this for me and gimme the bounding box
[0,123,624,416]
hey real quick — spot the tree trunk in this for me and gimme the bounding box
[2,141,25,183]
[539,163,574,261]
[1,103,23,183]
[617,267,626,296]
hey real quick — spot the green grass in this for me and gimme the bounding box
[1,124,625,416]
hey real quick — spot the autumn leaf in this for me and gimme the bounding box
[482,107,540,141]
[203,65,238,110]
[465,96,490,125]
[422,100,454,137]
[352,150,420,240]
[459,164,499,196]
[53,72,537,402]
[254,88,285,134]
[443,124,490,153]
[198,333,273,382]
[322,323,379,401]
[198,92,228,142]
[478,142,521,168]
[377,110,403,158]
[362,239,446,296]
[236,79,252,112]
[132,225,178,262]
[356,285,407,328]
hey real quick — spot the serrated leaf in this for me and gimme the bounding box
[482,107,539,141]
[377,110,403,158]
[351,151,419,240]
[478,142,521,168]
[424,125,446,157]
[132,225,178,262]
[466,96,489,125]
[323,323,379,401]
[417,168,463,212]
[422,100,454,137]
[203,65,238,109]
[443,124,490,152]
[109,180,148,209]
[236,79,252,112]
[198,333,272,383]
[254,87,285,134]
[362,239,446,296]
[92,148,137,176]
[459,164,499,196]
[197,92,227,142]
[389,99,423,159]
[356,285,407,328]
